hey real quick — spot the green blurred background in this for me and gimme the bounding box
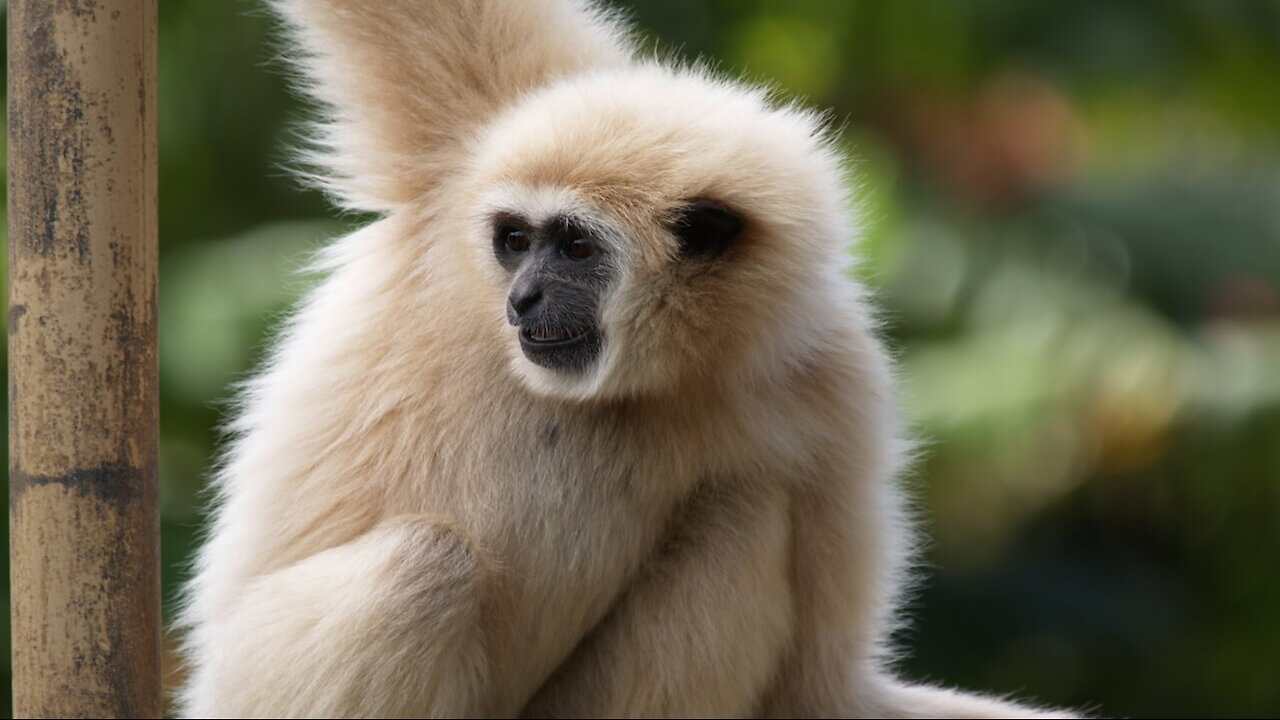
[4,0,1280,716]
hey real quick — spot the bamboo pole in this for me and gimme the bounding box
[7,0,160,717]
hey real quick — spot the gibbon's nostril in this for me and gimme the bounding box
[508,285,543,321]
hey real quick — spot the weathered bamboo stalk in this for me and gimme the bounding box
[8,0,160,717]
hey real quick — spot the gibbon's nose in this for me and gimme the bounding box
[507,279,544,325]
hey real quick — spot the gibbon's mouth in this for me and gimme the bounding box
[518,325,602,371]
[519,325,590,348]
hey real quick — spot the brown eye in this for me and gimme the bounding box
[564,236,595,260]
[502,228,530,253]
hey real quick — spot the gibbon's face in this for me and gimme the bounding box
[466,67,853,401]
[492,211,611,374]
[489,202,739,375]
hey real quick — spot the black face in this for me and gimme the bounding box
[494,213,610,372]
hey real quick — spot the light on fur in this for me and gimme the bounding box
[177,1,1079,718]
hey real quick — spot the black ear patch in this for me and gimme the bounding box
[673,199,742,258]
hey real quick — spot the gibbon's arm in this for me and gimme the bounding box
[521,482,794,718]
[267,0,632,213]
[182,516,490,718]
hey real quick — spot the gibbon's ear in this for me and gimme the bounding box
[267,0,633,214]
[673,200,743,257]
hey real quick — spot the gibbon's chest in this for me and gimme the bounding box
[391,366,804,708]
[404,363,806,542]
[411,398,706,709]
[463,399,694,545]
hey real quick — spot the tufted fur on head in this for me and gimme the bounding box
[176,1,1078,718]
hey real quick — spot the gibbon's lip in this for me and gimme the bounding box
[519,325,590,349]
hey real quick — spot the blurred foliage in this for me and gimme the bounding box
[3,0,1279,717]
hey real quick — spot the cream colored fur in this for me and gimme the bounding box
[176,1,1078,717]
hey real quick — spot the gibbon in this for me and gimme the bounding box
[177,0,1078,717]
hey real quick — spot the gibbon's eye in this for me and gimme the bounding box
[563,236,596,261]
[500,227,531,254]
[673,199,743,258]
